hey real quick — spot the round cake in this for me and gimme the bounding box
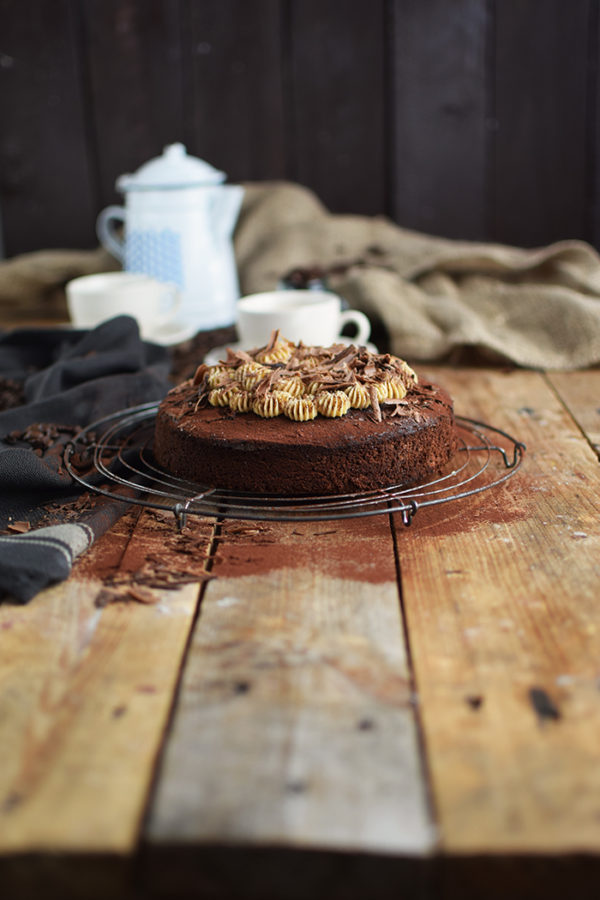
[154,334,457,496]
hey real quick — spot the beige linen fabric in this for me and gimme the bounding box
[0,247,118,319]
[2,181,600,369]
[236,183,600,369]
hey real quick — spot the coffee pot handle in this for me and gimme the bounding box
[96,206,126,261]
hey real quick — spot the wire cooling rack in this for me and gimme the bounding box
[63,402,525,527]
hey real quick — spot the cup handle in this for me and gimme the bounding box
[156,283,181,326]
[96,206,126,261]
[339,309,371,345]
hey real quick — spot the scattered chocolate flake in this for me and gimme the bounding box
[0,376,25,412]
[465,694,484,711]
[95,587,125,608]
[6,521,30,534]
[126,585,159,605]
[529,687,561,722]
[38,491,99,528]
[1,791,24,813]
[357,717,376,731]
[285,779,309,794]
[95,555,215,605]
[6,422,75,452]
[223,523,270,536]
[5,422,99,478]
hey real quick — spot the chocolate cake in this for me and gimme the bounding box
[154,334,457,496]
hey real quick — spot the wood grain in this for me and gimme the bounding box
[593,0,600,249]
[83,0,186,209]
[545,369,600,458]
[2,3,600,257]
[288,0,386,216]
[390,0,488,239]
[492,0,591,246]
[0,0,96,254]
[398,367,600,852]
[183,0,286,182]
[0,509,214,853]
[146,516,435,857]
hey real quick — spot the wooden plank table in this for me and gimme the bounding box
[1,366,600,899]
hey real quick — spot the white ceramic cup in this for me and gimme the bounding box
[66,272,180,338]
[236,290,371,347]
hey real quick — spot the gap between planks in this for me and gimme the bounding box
[0,507,216,856]
[397,367,600,854]
[145,514,436,861]
[544,369,600,460]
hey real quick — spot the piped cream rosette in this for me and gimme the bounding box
[193,333,417,423]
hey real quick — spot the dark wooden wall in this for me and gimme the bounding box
[1,0,599,258]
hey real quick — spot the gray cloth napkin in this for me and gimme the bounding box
[0,315,170,603]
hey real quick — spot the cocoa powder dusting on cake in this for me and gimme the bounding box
[154,334,456,496]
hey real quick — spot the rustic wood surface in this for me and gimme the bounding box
[545,370,600,457]
[1,366,600,899]
[147,515,433,857]
[0,508,214,854]
[403,367,600,854]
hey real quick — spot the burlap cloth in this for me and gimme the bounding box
[2,181,600,370]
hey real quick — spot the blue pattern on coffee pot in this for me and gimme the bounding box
[125,229,183,288]
[96,145,244,329]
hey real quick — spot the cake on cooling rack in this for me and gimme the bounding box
[153,333,457,496]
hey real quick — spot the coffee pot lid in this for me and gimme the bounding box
[116,143,226,191]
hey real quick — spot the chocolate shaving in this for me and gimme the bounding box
[329,344,358,367]
[190,335,420,424]
[362,363,377,379]
[382,398,409,406]
[0,376,25,411]
[193,376,211,413]
[255,368,283,396]
[368,384,382,422]
[192,364,209,386]
[263,329,280,354]
[225,347,255,366]
[95,559,214,607]
[126,585,159,604]
[7,521,30,534]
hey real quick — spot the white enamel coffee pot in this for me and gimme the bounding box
[96,143,244,330]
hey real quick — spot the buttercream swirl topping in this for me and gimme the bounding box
[192,331,418,423]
